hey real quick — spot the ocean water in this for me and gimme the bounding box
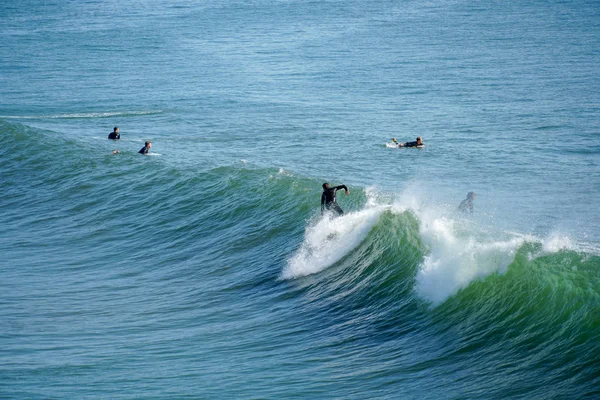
[1,0,599,398]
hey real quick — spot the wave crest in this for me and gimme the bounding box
[0,110,163,119]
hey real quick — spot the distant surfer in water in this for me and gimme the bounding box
[392,137,423,147]
[321,183,349,216]
[458,192,476,214]
[139,141,152,154]
[108,127,120,140]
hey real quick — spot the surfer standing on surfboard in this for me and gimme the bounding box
[321,183,349,216]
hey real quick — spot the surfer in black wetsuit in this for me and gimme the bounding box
[108,127,120,140]
[458,192,476,214]
[321,183,349,216]
[393,136,423,147]
[139,141,152,154]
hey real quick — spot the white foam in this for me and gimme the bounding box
[282,191,386,279]
[414,207,600,304]
[416,216,525,305]
[0,110,162,119]
[284,186,597,300]
[391,192,527,305]
[542,233,573,253]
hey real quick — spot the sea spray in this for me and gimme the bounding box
[282,188,388,279]
[413,206,527,305]
[384,189,528,306]
[282,208,385,279]
[542,232,574,253]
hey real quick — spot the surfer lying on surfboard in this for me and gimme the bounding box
[392,137,424,147]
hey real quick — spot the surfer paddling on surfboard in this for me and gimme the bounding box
[139,141,152,154]
[392,137,424,148]
[321,183,349,216]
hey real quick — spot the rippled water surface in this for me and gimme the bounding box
[1,0,599,398]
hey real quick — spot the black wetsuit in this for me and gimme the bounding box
[321,185,348,215]
[458,199,473,214]
[403,141,421,147]
[108,132,120,140]
[139,146,150,154]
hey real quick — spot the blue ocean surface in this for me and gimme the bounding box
[1,0,599,398]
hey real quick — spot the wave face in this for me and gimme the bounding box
[3,120,598,399]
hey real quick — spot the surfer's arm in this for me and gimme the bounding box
[335,185,349,194]
[321,193,326,213]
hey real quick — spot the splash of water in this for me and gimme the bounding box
[282,189,387,279]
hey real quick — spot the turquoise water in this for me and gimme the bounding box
[1,1,599,398]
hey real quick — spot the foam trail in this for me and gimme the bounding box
[282,190,386,279]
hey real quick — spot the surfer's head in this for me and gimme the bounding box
[322,183,330,190]
[416,136,422,144]
[145,141,152,148]
[113,126,119,132]
[467,191,476,200]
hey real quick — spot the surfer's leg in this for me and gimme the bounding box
[332,203,344,215]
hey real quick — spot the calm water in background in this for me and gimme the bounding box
[1,0,599,398]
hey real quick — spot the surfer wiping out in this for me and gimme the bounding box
[392,137,423,147]
[321,183,349,216]
[458,191,476,214]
